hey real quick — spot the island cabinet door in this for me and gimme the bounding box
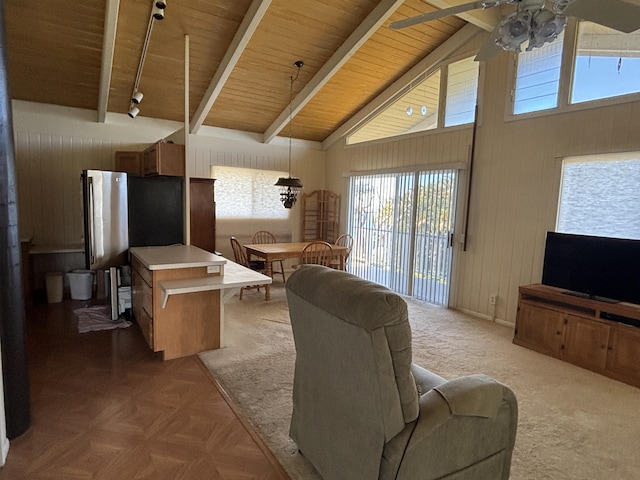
[562,315,609,372]
[514,301,565,357]
[131,259,154,349]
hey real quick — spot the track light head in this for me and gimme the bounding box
[128,105,140,118]
[131,91,144,104]
[152,5,165,20]
[155,0,166,8]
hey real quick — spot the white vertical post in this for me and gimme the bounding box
[184,34,191,245]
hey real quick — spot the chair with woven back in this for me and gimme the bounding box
[251,230,286,283]
[229,236,268,300]
[330,233,354,270]
[298,241,334,267]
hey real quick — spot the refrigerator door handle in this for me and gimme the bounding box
[87,177,95,267]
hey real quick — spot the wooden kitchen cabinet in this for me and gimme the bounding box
[143,141,185,176]
[515,284,640,388]
[115,151,142,176]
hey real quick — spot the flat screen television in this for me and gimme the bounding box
[541,232,640,305]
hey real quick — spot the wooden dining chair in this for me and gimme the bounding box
[298,241,334,267]
[330,233,354,270]
[251,230,286,283]
[229,237,268,300]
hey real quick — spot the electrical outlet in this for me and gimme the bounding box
[489,294,497,305]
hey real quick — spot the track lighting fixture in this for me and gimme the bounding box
[128,105,140,118]
[152,5,165,20]
[131,91,144,104]
[128,0,168,119]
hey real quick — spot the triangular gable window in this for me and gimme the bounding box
[347,69,441,145]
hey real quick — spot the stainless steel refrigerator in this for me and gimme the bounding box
[82,170,129,270]
[82,170,184,317]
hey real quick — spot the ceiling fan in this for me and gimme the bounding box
[390,0,640,61]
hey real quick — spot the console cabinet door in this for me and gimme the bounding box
[605,323,640,387]
[515,302,565,357]
[563,315,609,372]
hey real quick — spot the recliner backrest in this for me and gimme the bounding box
[286,265,419,480]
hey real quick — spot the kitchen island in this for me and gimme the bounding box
[130,245,271,360]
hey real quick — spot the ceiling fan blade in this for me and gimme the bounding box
[474,24,503,61]
[390,1,487,30]
[563,0,640,33]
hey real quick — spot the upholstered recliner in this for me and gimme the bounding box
[285,265,518,480]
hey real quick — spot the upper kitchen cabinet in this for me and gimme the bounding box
[143,141,185,177]
[115,151,142,176]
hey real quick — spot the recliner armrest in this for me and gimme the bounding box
[393,375,518,480]
[434,374,507,419]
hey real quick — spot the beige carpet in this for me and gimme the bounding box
[200,283,640,480]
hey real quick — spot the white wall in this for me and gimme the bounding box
[326,50,640,325]
[188,127,326,260]
[11,100,326,267]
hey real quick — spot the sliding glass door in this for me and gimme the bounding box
[347,169,458,306]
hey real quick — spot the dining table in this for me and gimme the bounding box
[244,241,348,300]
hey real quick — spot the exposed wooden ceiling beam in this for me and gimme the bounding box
[189,0,272,135]
[97,0,120,123]
[262,0,406,144]
[322,23,482,150]
[422,0,501,32]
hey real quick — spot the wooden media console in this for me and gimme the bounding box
[515,284,640,388]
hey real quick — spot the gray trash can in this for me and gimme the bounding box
[45,272,63,303]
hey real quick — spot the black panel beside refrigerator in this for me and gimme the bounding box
[127,175,184,248]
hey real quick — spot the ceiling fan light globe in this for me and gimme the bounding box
[509,19,529,37]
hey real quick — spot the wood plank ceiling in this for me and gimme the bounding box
[4,0,488,144]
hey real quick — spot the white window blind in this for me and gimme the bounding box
[514,31,564,115]
[557,153,640,239]
[347,169,457,305]
[211,166,289,219]
[445,56,479,127]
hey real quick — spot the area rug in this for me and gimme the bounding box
[200,283,640,480]
[73,305,132,333]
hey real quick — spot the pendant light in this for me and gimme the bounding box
[275,60,304,209]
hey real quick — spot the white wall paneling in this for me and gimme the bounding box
[327,50,640,325]
[12,101,327,277]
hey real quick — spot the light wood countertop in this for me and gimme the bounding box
[129,244,226,270]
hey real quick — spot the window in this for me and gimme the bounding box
[347,70,441,145]
[513,31,564,115]
[445,57,479,126]
[557,152,640,239]
[210,166,288,219]
[571,22,640,104]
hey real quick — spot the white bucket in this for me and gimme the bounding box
[67,270,94,300]
[45,272,63,303]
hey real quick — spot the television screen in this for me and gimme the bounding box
[541,232,640,305]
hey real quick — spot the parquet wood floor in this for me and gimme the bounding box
[0,298,290,480]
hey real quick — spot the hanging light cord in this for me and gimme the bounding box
[288,61,302,176]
